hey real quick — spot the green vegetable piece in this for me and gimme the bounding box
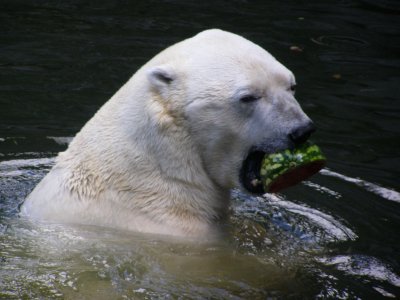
[260,141,326,193]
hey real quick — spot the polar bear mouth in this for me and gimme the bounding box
[239,150,265,194]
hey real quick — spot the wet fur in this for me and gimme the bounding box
[21,29,311,237]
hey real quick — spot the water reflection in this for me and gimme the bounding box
[1,155,399,298]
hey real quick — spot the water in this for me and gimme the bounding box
[1,0,399,298]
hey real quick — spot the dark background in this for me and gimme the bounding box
[1,0,399,189]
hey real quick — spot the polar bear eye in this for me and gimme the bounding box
[240,95,260,103]
[290,84,296,92]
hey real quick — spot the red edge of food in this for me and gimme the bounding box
[267,160,326,193]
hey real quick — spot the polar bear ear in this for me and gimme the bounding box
[147,65,176,91]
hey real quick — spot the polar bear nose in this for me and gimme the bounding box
[289,122,316,145]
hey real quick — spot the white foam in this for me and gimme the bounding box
[320,168,400,203]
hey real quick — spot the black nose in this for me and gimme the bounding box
[289,122,316,145]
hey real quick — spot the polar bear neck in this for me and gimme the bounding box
[53,73,230,235]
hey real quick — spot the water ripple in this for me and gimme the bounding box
[320,168,400,203]
[262,193,357,242]
[318,254,400,287]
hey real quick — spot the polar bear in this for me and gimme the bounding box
[21,29,315,237]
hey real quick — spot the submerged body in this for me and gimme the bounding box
[21,29,313,237]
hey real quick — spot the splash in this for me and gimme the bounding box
[320,168,400,203]
[262,193,357,242]
[0,157,55,177]
[317,254,400,297]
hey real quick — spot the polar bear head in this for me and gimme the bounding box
[22,29,317,236]
[145,29,315,195]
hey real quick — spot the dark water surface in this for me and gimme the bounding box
[1,0,399,299]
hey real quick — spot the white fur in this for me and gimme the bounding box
[21,29,311,238]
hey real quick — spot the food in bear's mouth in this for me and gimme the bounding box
[260,142,326,193]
